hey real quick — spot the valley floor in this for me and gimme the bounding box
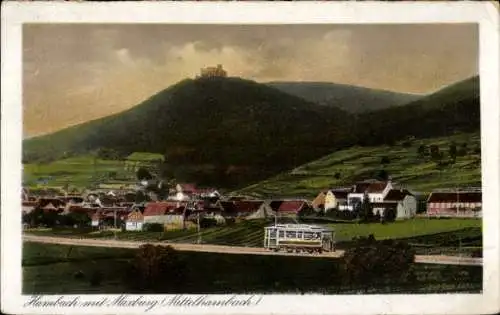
[24,218,482,256]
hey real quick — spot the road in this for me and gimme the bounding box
[23,235,482,266]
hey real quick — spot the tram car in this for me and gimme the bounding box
[263,224,335,253]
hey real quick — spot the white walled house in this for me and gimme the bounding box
[373,189,417,220]
[340,180,393,211]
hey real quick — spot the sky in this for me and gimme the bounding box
[23,24,478,138]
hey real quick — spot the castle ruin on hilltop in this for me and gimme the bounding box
[198,64,228,78]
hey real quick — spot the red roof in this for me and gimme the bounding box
[38,198,66,208]
[277,201,306,213]
[428,191,482,203]
[22,201,38,207]
[353,181,389,194]
[143,202,186,216]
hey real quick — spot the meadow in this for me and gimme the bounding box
[237,132,481,198]
[22,152,162,189]
[23,242,482,294]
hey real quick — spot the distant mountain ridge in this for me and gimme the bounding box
[266,81,422,113]
[353,75,480,146]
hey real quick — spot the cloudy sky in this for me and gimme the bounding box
[23,23,478,138]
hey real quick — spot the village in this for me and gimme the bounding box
[21,178,482,234]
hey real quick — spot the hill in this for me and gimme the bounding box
[23,77,354,188]
[236,132,481,197]
[352,76,480,146]
[266,81,421,113]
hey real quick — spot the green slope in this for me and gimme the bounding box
[267,81,421,113]
[236,132,481,197]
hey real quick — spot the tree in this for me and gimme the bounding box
[380,156,390,165]
[383,207,396,222]
[374,169,389,181]
[343,235,415,290]
[135,191,149,203]
[136,167,153,181]
[457,142,468,156]
[359,193,374,223]
[401,140,412,148]
[127,244,187,292]
[96,148,120,160]
[334,172,341,180]
[417,144,427,158]
[65,212,91,227]
[430,145,441,161]
[449,142,457,161]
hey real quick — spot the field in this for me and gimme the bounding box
[23,242,482,294]
[22,152,162,189]
[26,218,482,255]
[237,132,481,198]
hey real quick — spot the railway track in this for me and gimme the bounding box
[22,235,483,265]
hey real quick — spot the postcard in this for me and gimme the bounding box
[1,1,499,315]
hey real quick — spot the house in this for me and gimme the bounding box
[22,187,29,201]
[174,183,197,201]
[143,201,187,229]
[125,209,144,231]
[341,180,393,211]
[92,208,128,228]
[91,212,102,228]
[221,200,275,220]
[426,189,482,217]
[276,200,311,217]
[38,198,66,213]
[62,196,85,212]
[197,188,221,198]
[311,191,326,210]
[22,201,38,214]
[324,188,351,211]
[382,189,417,219]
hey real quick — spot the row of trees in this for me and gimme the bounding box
[23,208,91,228]
[416,142,480,162]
